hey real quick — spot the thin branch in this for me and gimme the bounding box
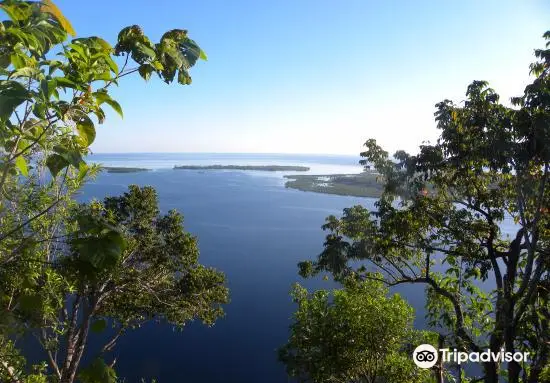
[100,327,125,354]
[0,198,63,242]
[369,272,481,353]
[40,328,61,379]
[100,54,131,90]
[10,117,59,159]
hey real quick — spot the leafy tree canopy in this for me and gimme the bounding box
[0,1,225,382]
[279,277,434,383]
[299,32,550,383]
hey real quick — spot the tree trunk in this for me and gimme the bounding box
[60,296,95,383]
[507,359,521,383]
[504,295,520,383]
[434,333,445,383]
[63,326,89,383]
[528,348,550,383]
[484,361,499,383]
[60,333,77,382]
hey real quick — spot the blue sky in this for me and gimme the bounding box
[55,0,549,155]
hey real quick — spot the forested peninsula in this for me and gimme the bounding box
[284,171,384,198]
[102,167,151,173]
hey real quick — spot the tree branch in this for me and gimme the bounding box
[0,198,62,242]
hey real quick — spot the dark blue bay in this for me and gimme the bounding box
[76,153,486,382]
[78,165,377,382]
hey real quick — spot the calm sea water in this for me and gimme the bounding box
[74,153,514,382]
[87,152,366,175]
[79,153,372,382]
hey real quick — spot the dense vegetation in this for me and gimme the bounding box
[102,167,150,173]
[284,171,384,197]
[0,1,226,382]
[279,277,435,383]
[295,33,550,382]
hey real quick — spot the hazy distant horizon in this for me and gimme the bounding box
[89,151,361,157]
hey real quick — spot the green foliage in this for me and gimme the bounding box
[78,358,117,383]
[0,1,216,382]
[279,277,433,383]
[115,25,207,85]
[300,32,550,383]
[2,181,229,381]
[0,0,206,184]
[0,337,48,382]
[79,185,229,328]
[284,171,385,198]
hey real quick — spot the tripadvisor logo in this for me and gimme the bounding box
[413,344,530,369]
[413,344,438,368]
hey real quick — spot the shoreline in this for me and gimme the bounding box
[102,167,151,173]
[99,166,382,198]
[284,172,383,198]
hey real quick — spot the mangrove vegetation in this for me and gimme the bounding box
[174,164,310,171]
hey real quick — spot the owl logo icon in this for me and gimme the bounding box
[413,344,438,368]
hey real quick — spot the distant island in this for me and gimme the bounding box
[174,165,310,171]
[102,167,151,173]
[284,171,384,198]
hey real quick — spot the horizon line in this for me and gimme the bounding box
[88,151,361,157]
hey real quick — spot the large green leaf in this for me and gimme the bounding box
[93,91,123,118]
[53,77,82,90]
[0,80,30,121]
[53,145,83,168]
[33,102,47,118]
[14,155,28,176]
[9,67,41,79]
[181,38,202,68]
[46,153,69,177]
[135,41,156,60]
[104,54,118,74]
[9,53,26,70]
[76,116,96,146]
[199,49,208,61]
[41,0,76,37]
[78,161,89,183]
[138,64,154,81]
[103,99,123,118]
[73,229,125,275]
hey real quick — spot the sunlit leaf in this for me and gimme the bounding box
[76,116,96,146]
[41,0,76,37]
[104,99,123,118]
[14,156,28,176]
